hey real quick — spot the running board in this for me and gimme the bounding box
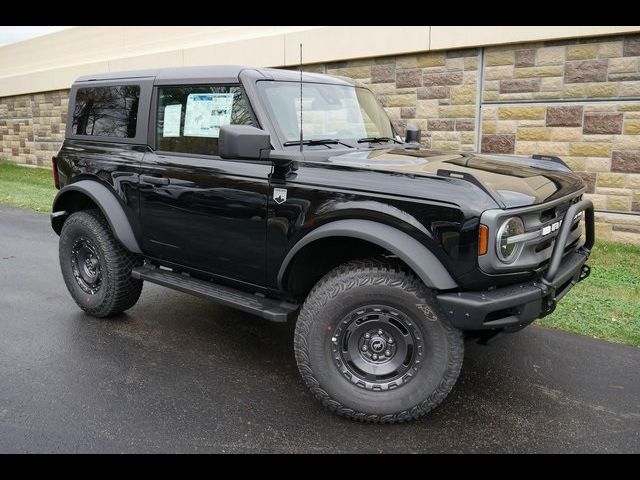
[131,265,298,322]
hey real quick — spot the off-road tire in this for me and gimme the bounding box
[59,209,142,317]
[294,258,464,423]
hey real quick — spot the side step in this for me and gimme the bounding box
[131,265,298,322]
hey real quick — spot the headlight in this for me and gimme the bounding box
[496,217,525,263]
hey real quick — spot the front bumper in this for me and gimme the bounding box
[437,199,595,332]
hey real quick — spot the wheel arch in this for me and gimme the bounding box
[278,219,458,295]
[51,180,142,254]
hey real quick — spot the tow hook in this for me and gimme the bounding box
[544,297,557,316]
[579,264,591,282]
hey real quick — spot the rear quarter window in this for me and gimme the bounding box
[72,85,140,138]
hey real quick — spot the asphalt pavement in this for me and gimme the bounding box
[0,205,638,453]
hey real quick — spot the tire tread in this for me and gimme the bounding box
[293,257,463,424]
[60,209,142,317]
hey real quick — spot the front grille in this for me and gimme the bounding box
[524,198,583,265]
[564,237,580,254]
[539,207,557,223]
[535,238,553,253]
[479,191,585,274]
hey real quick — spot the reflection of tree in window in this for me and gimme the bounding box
[72,86,140,138]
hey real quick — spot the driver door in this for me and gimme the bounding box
[138,84,271,287]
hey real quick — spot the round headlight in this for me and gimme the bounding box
[496,217,525,263]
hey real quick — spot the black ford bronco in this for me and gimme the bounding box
[51,65,594,423]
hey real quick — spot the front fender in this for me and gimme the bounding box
[278,219,458,291]
[51,180,142,254]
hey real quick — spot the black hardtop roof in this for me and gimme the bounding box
[74,65,356,86]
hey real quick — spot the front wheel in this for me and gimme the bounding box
[59,210,142,317]
[294,259,464,423]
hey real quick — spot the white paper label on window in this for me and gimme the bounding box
[183,93,234,138]
[162,104,182,137]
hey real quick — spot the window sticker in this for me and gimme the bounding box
[162,104,182,137]
[184,93,235,138]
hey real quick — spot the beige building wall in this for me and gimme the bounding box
[1,26,640,243]
[1,26,639,96]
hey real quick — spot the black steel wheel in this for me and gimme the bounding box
[332,305,424,391]
[294,258,464,423]
[59,210,142,317]
[70,237,103,295]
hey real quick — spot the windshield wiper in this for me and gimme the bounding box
[283,139,353,148]
[357,136,402,144]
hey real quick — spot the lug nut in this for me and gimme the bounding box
[378,329,383,335]
[385,350,391,357]
[372,354,378,360]
[387,338,393,344]
[361,345,368,352]
[364,333,371,339]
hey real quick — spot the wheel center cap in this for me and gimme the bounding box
[369,336,386,353]
[83,255,99,277]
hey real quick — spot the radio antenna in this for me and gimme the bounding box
[299,43,303,152]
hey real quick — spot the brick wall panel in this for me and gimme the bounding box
[0,89,67,167]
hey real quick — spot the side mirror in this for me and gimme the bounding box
[404,123,421,149]
[219,125,271,160]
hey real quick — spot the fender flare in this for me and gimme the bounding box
[51,180,142,254]
[277,219,458,291]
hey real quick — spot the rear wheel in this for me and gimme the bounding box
[294,258,464,423]
[59,210,142,317]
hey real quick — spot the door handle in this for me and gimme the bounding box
[140,175,170,186]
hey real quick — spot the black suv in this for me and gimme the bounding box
[51,66,594,423]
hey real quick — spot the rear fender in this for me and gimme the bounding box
[51,180,141,254]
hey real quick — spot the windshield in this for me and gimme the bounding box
[257,81,394,145]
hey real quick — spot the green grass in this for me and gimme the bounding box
[0,159,638,346]
[0,160,56,212]
[538,240,640,347]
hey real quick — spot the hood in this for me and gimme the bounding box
[321,148,584,208]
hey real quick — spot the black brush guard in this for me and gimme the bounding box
[438,199,595,332]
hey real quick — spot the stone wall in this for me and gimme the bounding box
[300,33,640,243]
[324,48,481,151]
[478,35,640,243]
[0,90,68,166]
[1,32,639,242]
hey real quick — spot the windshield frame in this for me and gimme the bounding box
[255,79,399,150]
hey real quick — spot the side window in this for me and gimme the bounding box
[156,85,253,156]
[72,86,140,138]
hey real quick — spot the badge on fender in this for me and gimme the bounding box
[273,188,287,204]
